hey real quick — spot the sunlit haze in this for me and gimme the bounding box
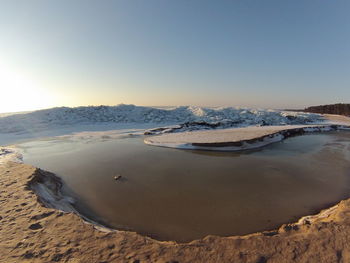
[1,0,349,113]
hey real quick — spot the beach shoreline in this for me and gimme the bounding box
[2,114,350,262]
[2,161,350,262]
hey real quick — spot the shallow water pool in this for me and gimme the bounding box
[18,131,350,242]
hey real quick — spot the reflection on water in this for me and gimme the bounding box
[19,131,350,242]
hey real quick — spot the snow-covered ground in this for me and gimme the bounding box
[0,105,323,145]
[144,124,349,151]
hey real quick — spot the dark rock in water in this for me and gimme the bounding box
[114,175,122,181]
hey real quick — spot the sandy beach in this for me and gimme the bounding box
[2,161,350,263]
[0,114,350,262]
[2,0,349,260]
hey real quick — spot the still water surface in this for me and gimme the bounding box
[19,131,350,242]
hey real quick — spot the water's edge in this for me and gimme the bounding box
[145,124,350,151]
[21,125,350,243]
[27,168,113,233]
[26,164,344,243]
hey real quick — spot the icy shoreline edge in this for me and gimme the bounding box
[144,124,350,151]
[22,154,349,243]
[27,168,113,233]
[6,124,348,244]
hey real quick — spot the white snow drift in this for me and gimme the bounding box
[144,125,349,151]
[0,105,322,134]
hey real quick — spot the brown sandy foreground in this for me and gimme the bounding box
[1,162,350,263]
[2,114,350,263]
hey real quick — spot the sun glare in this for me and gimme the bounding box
[0,65,56,113]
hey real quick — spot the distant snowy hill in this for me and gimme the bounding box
[0,104,323,134]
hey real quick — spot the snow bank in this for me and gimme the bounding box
[144,125,348,152]
[145,133,285,151]
[0,104,322,135]
[27,168,112,232]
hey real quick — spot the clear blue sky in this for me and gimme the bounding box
[0,0,349,112]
